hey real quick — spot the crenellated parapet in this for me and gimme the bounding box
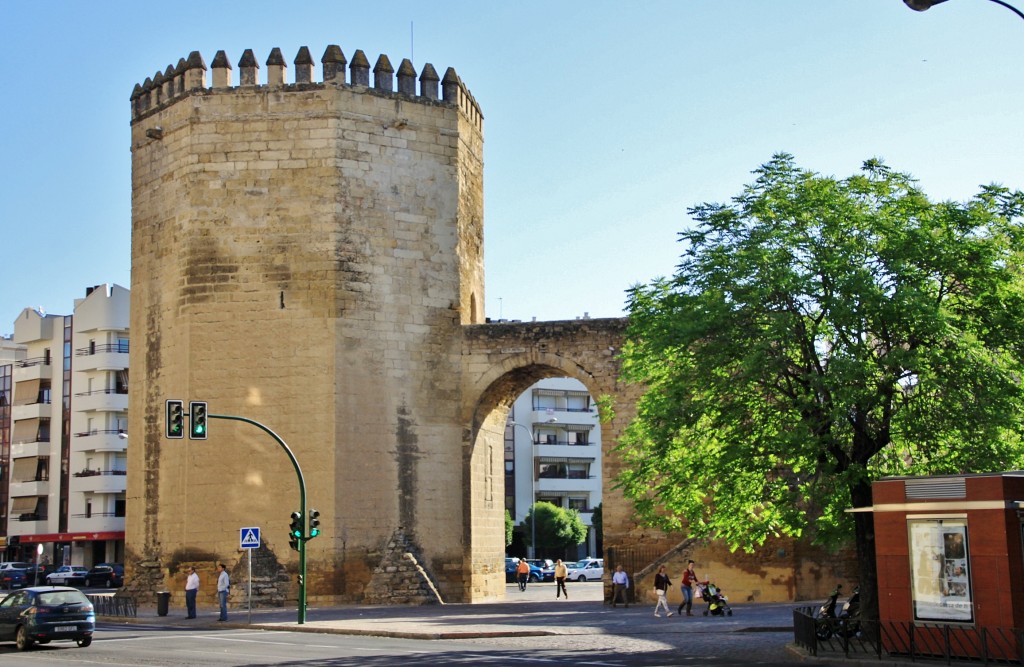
[129,44,482,130]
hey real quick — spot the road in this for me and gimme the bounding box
[0,582,827,666]
[0,622,819,666]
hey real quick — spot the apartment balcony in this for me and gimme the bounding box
[536,478,598,493]
[70,469,127,494]
[9,479,49,497]
[533,443,599,460]
[13,357,52,382]
[12,401,52,421]
[10,440,51,459]
[72,430,127,454]
[8,517,50,536]
[74,389,129,413]
[74,344,129,372]
[531,407,598,424]
[67,514,125,534]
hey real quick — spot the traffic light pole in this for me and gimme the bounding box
[208,413,309,624]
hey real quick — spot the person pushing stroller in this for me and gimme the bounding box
[677,560,700,617]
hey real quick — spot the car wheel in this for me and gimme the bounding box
[77,636,92,648]
[16,625,33,651]
[529,573,540,583]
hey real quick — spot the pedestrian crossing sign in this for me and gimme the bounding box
[240,527,261,549]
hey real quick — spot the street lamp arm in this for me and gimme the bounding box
[904,0,1024,21]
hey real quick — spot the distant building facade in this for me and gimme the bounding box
[506,377,601,560]
[1,284,129,566]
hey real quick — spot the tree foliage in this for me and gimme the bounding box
[523,502,589,551]
[505,509,514,547]
[618,153,1024,558]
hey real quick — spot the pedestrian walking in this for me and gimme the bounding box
[678,560,697,617]
[611,564,630,607]
[516,558,530,591]
[554,559,568,599]
[654,565,673,617]
[184,566,199,619]
[216,563,230,621]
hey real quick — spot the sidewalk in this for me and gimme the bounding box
[104,583,798,641]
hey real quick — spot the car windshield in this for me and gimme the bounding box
[37,590,91,606]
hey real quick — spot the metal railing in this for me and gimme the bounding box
[793,606,1024,663]
[88,595,137,617]
[75,343,129,356]
[15,357,51,368]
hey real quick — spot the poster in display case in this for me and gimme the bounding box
[908,518,972,622]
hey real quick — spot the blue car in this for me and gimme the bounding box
[504,558,542,583]
[0,569,27,590]
[0,586,95,650]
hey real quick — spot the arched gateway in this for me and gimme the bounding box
[126,44,848,607]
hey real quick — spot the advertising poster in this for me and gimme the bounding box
[908,519,972,622]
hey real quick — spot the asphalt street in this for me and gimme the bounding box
[0,582,835,666]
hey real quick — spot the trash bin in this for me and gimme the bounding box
[156,591,171,617]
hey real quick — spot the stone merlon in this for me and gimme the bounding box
[130,44,483,130]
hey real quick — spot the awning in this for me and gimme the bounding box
[11,457,38,482]
[19,531,125,544]
[539,456,593,464]
[13,379,40,406]
[559,423,595,432]
[10,496,39,513]
[12,418,40,444]
[566,390,590,398]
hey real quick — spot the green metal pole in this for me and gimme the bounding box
[209,414,308,624]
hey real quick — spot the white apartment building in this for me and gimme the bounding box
[505,377,601,560]
[2,284,129,566]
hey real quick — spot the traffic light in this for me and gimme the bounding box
[166,400,184,439]
[308,509,321,538]
[289,511,302,551]
[189,401,208,440]
[297,574,303,586]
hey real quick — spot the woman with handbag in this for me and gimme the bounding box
[653,565,673,617]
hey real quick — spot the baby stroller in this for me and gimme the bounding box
[699,582,733,616]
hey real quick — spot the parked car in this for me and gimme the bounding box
[84,564,123,588]
[0,569,27,590]
[0,586,95,650]
[566,558,604,582]
[527,559,555,582]
[46,566,89,586]
[504,558,542,583]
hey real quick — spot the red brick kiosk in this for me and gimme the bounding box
[871,472,1024,660]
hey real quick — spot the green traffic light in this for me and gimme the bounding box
[310,528,320,537]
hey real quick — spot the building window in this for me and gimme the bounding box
[908,518,972,623]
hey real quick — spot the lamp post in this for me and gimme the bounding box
[903,0,1024,22]
[510,418,556,559]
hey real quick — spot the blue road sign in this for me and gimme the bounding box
[240,527,261,549]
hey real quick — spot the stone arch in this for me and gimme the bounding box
[458,319,632,601]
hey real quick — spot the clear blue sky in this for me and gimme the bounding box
[2,0,1022,334]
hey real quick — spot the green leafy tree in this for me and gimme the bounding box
[505,509,514,547]
[618,153,1024,621]
[523,502,589,555]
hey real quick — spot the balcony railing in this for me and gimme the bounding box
[15,357,51,368]
[74,388,128,398]
[72,469,127,478]
[73,429,126,438]
[70,512,125,519]
[16,513,48,522]
[75,343,129,356]
[532,440,594,447]
[538,471,595,480]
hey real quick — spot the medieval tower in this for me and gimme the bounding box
[127,44,491,603]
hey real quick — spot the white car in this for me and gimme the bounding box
[46,565,89,586]
[566,558,604,582]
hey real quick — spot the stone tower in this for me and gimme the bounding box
[127,45,486,603]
